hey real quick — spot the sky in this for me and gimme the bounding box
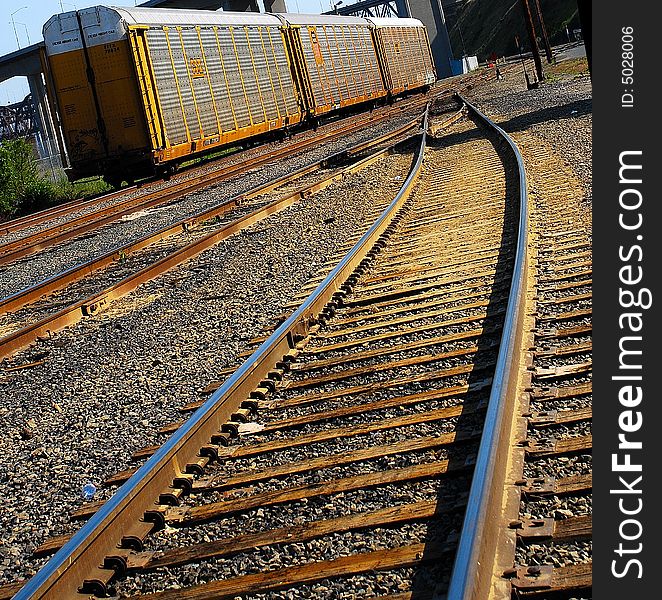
[0,0,332,105]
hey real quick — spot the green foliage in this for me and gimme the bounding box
[72,177,113,198]
[0,138,40,216]
[0,137,112,220]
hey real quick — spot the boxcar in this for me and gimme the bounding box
[43,7,437,184]
[367,18,437,95]
[276,14,387,117]
[43,7,304,182]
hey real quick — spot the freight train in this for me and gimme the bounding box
[42,6,436,186]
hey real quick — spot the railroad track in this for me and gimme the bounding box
[0,118,422,362]
[0,67,491,259]
[0,101,421,267]
[0,92,536,600]
[0,78,491,361]
[0,95,423,241]
[478,127,592,599]
[0,99,446,313]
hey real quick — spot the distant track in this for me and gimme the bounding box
[0,97,424,267]
[0,117,420,360]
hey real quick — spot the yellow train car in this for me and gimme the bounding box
[276,14,388,117]
[367,18,437,96]
[43,6,304,183]
[43,7,437,183]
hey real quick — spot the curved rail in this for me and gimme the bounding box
[13,108,429,600]
[446,95,530,600]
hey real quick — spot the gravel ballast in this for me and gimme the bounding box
[0,61,593,596]
[0,150,412,584]
[0,116,417,300]
[464,59,593,582]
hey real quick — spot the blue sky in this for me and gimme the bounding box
[0,0,330,105]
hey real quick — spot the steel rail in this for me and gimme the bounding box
[0,105,418,265]
[0,104,393,237]
[446,96,530,600]
[0,187,129,237]
[0,121,419,364]
[11,106,428,600]
[0,117,418,316]
[0,100,423,255]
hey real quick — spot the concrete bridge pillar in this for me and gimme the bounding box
[403,0,454,78]
[27,72,60,163]
[263,0,287,12]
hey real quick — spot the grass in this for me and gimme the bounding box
[545,57,589,77]
[70,176,114,198]
[179,145,238,170]
[0,138,113,222]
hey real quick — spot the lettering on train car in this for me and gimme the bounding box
[103,42,121,54]
[190,57,206,78]
[88,29,118,39]
[52,37,78,46]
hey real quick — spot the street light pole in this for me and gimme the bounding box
[16,22,31,46]
[10,6,28,50]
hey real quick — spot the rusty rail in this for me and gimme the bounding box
[1,99,417,238]
[0,118,419,360]
[11,105,428,600]
[446,95,530,600]
[0,97,426,254]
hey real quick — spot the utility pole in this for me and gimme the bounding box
[533,0,553,63]
[577,0,591,77]
[520,0,544,83]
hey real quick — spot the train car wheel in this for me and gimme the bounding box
[160,164,178,181]
[103,174,123,189]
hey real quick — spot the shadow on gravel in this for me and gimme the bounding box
[497,98,592,134]
[409,120,522,598]
[428,98,591,155]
